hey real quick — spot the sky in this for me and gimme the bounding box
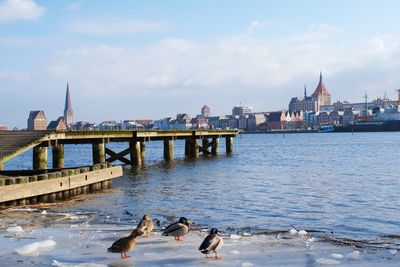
[1,0,400,128]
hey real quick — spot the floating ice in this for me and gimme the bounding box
[306,237,318,242]
[298,230,307,235]
[243,232,251,236]
[289,228,298,235]
[346,250,360,260]
[316,258,341,265]
[15,239,56,255]
[51,260,107,267]
[330,253,344,260]
[42,210,47,215]
[230,250,240,254]
[242,262,254,267]
[7,225,23,233]
[389,249,397,255]
[230,234,242,240]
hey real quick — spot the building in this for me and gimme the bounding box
[232,106,253,116]
[47,117,67,130]
[201,105,211,118]
[27,111,47,130]
[0,125,8,130]
[63,83,74,127]
[289,72,331,113]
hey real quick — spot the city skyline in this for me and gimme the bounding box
[1,0,400,128]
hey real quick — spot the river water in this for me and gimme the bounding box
[5,132,400,241]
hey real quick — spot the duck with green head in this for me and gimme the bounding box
[199,228,224,259]
[162,217,192,241]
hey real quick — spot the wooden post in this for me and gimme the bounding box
[190,138,199,158]
[52,144,64,169]
[211,138,219,156]
[202,138,210,155]
[226,136,233,154]
[92,141,105,164]
[140,142,146,161]
[163,139,174,161]
[129,140,142,166]
[33,146,47,170]
[184,139,191,156]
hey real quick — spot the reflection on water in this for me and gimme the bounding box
[5,132,400,242]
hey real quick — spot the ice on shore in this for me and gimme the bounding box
[346,250,360,260]
[15,239,56,255]
[51,260,107,267]
[316,258,341,265]
[7,225,24,233]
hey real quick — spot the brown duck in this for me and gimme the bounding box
[136,214,154,237]
[107,228,139,259]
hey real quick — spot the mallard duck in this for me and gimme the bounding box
[199,228,224,259]
[107,229,139,259]
[136,214,154,237]
[162,217,192,241]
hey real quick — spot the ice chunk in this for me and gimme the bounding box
[243,232,251,236]
[230,250,240,254]
[230,234,242,240]
[306,237,318,242]
[51,260,107,267]
[316,258,341,265]
[389,249,397,255]
[7,225,23,233]
[15,239,56,255]
[346,250,360,260]
[242,262,254,267]
[42,210,47,215]
[298,230,307,235]
[289,228,298,235]
[330,253,344,260]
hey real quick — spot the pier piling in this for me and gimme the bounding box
[33,146,48,170]
[163,139,174,161]
[211,138,219,156]
[190,138,199,158]
[92,141,106,164]
[226,137,233,154]
[129,141,142,166]
[52,144,65,169]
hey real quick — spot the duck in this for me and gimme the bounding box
[199,228,224,259]
[162,217,192,241]
[136,214,154,237]
[107,228,139,259]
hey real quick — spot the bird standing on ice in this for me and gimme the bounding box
[107,228,139,259]
[136,214,154,237]
[162,217,192,241]
[199,228,224,259]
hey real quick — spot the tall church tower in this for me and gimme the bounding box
[63,83,74,126]
[311,72,331,111]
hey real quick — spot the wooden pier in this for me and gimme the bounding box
[0,130,238,170]
[0,130,238,205]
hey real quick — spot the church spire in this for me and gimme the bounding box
[304,84,307,98]
[63,82,74,126]
[319,71,323,82]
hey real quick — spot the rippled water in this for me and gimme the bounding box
[5,132,400,241]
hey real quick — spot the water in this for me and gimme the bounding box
[5,132,400,241]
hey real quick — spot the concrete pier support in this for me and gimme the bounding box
[52,144,64,169]
[92,141,105,164]
[226,137,233,154]
[163,139,174,161]
[33,146,47,170]
[190,138,199,158]
[129,141,142,166]
[212,138,219,156]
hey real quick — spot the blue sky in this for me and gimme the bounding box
[1,0,400,128]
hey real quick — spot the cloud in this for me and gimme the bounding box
[67,19,168,36]
[0,0,45,22]
[66,2,80,11]
[247,20,270,34]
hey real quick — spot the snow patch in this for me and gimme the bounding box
[15,239,56,255]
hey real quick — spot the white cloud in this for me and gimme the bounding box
[0,0,45,22]
[66,2,80,11]
[247,20,270,34]
[67,19,168,36]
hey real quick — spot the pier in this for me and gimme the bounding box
[0,130,238,205]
